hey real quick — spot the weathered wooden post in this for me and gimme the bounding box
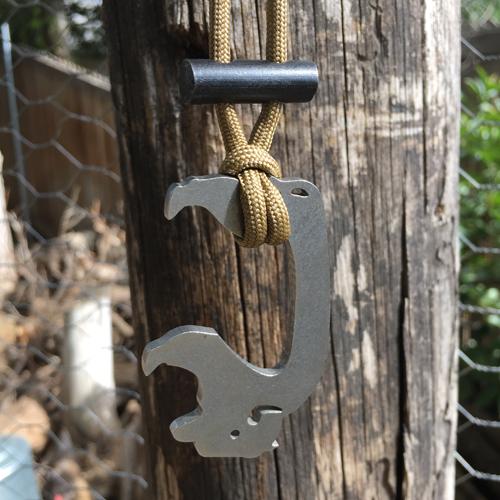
[103,0,460,498]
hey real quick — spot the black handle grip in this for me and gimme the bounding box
[180,59,319,104]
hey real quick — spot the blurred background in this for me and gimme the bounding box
[0,1,144,499]
[0,0,498,499]
[458,1,500,498]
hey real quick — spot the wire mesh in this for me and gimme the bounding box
[0,1,146,499]
[0,1,499,499]
[457,2,500,497]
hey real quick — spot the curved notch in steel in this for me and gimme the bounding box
[142,174,330,458]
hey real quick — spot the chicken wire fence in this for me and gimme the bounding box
[0,1,146,499]
[457,1,500,498]
[0,1,499,499]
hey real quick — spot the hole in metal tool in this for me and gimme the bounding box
[247,405,283,426]
[291,187,309,197]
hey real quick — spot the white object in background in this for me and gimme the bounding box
[0,152,17,305]
[64,290,118,442]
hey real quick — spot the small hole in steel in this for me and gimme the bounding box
[230,430,240,439]
[291,187,309,197]
[248,405,282,426]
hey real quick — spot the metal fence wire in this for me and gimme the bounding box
[0,1,499,499]
[457,1,500,498]
[0,1,146,499]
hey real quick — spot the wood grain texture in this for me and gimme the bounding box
[103,0,460,498]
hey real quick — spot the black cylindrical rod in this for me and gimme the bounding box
[180,59,319,104]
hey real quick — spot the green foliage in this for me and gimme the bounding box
[64,0,106,69]
[0,0,61,51]
[462,0,500,28]
[0,0,105,69]
[460,67,500,414]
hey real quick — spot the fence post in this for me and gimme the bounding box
[63,289,118,443]
[103,0,460,498]
[1,23,29,224]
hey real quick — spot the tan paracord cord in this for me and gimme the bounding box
[210,0,291,247]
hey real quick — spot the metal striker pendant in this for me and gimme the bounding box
[141,175,330,458]
[142,47,325,457]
